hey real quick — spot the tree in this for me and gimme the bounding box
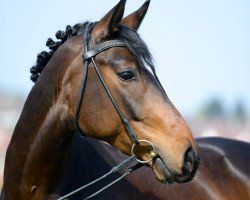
[200,98,225,119]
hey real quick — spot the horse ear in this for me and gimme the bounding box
[92,0,126,40]
[121,0,150,31]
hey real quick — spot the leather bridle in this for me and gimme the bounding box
[76,22,140,145]
[58,22,156,200]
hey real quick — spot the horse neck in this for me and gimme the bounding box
[55,135,125,199]
[3,41,82,199]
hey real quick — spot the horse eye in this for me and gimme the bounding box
[118,70,135,81]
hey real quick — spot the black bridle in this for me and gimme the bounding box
[75,22,140,144]
[58,22,156,200]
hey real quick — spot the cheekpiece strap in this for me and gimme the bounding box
[83,40,126,61]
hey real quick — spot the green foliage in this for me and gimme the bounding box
[199,97,248,120]
[233,100,247,121]
[200,98,225,119]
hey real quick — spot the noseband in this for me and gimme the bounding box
[58,23,156,200]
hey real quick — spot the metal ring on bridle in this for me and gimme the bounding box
[131,140,156,164]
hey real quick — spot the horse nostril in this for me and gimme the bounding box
[182,148,196,176]
[173,147,199,183]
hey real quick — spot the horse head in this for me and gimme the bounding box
[52,0,199,183]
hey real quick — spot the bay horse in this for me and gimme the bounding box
[1,0,200,199]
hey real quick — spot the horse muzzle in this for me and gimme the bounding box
[151,147,200,184]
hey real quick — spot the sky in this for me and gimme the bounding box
[0,0,249,116]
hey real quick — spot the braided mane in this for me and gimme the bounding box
[30,22,154,83]
[30,23,88,82]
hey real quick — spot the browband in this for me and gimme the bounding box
[82,40,126,61]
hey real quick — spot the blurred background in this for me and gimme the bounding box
[0,0,249,189]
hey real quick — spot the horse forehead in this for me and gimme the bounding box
[99,47,137,64]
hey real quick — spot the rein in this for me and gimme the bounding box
[57,155,141,200]
[59,22,156,200]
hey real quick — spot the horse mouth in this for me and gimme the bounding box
[149,154,199,184]
[151,157,174,183]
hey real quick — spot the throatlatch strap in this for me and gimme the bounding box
[74,60,89,135]
[74,22,94,136]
